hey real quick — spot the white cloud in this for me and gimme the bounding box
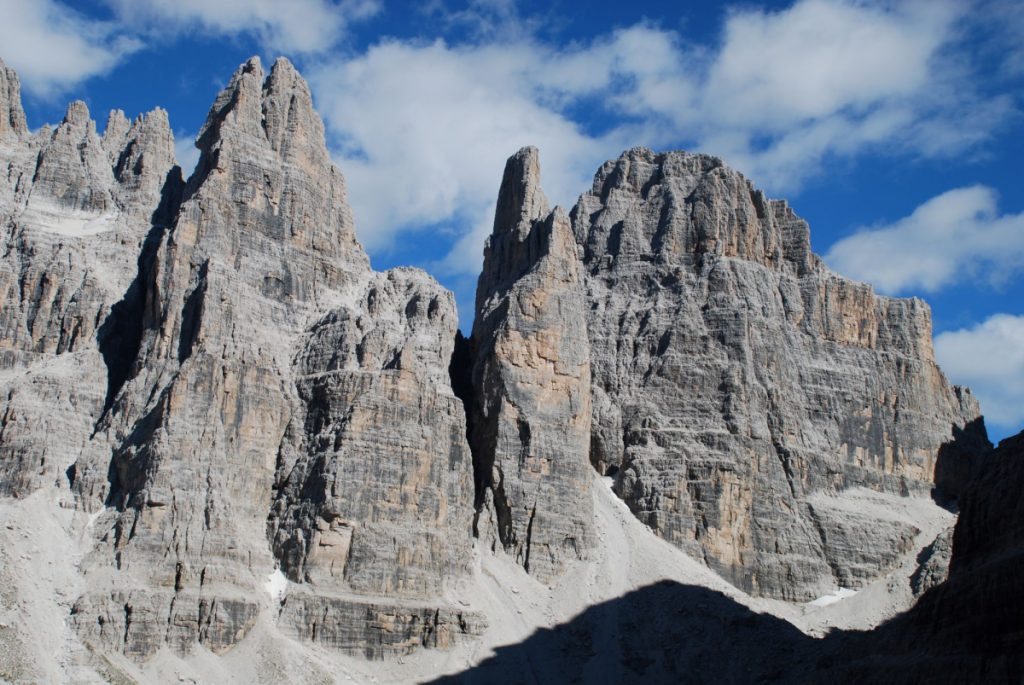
[173,130,200,179]
[106,0,380,54]
[307,37,640,271]
[704,0,945,129]
[0,0,141,98]
[302,0,1014,284]
[824,186,1024,293]
[686,0,1011,189]
[935,314,1024,430]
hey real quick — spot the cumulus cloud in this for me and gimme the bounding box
[824,186,1024,293]
[173,130,201,179]
[0,0,141,98]
[307,35,647,270]
[304,0,1014,283]
[686,0,1011,188]
[935,314,1024,430]
[105,0,380,54]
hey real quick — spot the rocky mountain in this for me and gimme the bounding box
[469,147,594,581]
[0,56,1014,684]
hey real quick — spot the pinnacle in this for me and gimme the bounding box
[493,146,550,240]
[0,58,27,137]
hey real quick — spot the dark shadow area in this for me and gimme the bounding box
[448,330,480,505]
[94,224,160,414]
[95,165,184,419]
[429,429,1024,685]
[176,259,209,363]
[426,580,833,685]
[824,429,1024,684]
[932,416,992,509]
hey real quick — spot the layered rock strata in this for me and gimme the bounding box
[0,51,999,677]
[469,147,593,580]
[0,56,479,662]
[469,147,985,599]
[572,148,985,599]
[0,55,183,499]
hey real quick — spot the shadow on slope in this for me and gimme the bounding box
[426,580,831,685]
[432,430,1024,685]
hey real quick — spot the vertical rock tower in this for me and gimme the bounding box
[0,56,481,663]
[470,146,986,600]
[470,147,594,581]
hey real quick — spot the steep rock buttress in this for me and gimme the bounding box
[469,147,593,581]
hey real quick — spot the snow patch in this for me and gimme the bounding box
[808,587,858,607]
[265,569,288,602]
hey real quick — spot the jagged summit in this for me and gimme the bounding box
[184,55,366,284]
[578,146,819,276]
[471,146,593,581]
[492,145,550,238]
[0,55,1013,683]
[472,144,983,600]
[0,57,27,138]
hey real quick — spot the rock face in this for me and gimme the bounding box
[0,58,183,500]
[0,56,479,664]
[0,53,1005,680]
[468,147,986,599]
[469,147,593,581]
[808,430,1024,684]
[568,148,985,599]
[0,58,27,138]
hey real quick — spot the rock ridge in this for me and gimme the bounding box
[0,54,1003,681]
[467,145,987,601]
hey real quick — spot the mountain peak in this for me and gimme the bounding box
[0,57,27,138]
[493,145,550,240]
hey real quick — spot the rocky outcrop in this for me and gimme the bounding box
[278,592,486,660]
[268,267,475,600]
[0,53,1006,681]
[0,73,184,498]
[804,430,1024,684]
[567,148,985,599]
[0,56,480,664]
[469,147,593,581]
[466,147,983,597]
[0,58,27,139]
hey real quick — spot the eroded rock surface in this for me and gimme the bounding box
[566,148,986,599]
[468,147,986,597]
[469,147,593,581]
[0,53,1004,681]
[0,56,480,664]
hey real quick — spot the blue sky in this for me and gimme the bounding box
[1,0,1021,440]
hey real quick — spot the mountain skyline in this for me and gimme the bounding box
[2,0,1020,439]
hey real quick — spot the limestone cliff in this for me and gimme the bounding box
[469,147,593,580]
[0,54,1004,682]
[0,56,480,665]
[573,148,985,599]
[469,147,986,600]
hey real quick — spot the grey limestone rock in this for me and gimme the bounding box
[570,147,985,599]
[0,76,184,498]
[278,592,486,660]
[469,147,594,581]
[469,146,986,598]
[909,525,953,597]
[0,58,27,139]
[0,51,1001,677]
[268,266,476,599]
[0,55,480,663]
